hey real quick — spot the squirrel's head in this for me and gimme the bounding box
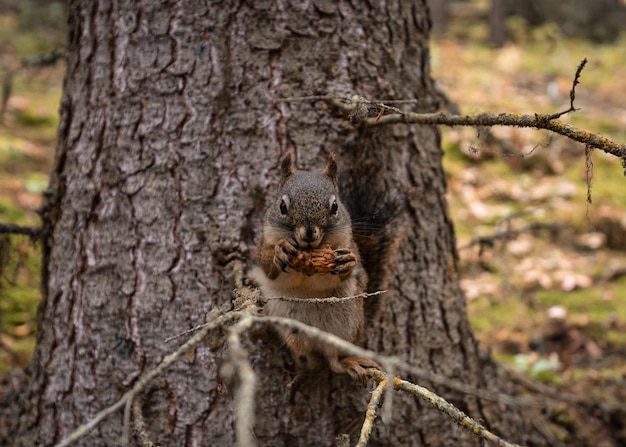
[264,151,352,248]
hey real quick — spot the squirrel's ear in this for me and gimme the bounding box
[324,153,338,186]
[279,150,295,184]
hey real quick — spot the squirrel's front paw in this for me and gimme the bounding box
[331,248,357,276]
[274,238,299,272]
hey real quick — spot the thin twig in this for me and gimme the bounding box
[278,94,336,103]
[356,376,388,447]
[164,291,386,343]
[1,47,65,120]
[266,290,387,304]
[163,321,211,343]
[55,310,240,447]
[546,57,587,120]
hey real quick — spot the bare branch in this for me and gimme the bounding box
[507,367,624,414]
[1,47,65,121]
[163,321,211,343]
[226,317,258,447]
[164,291,387,343]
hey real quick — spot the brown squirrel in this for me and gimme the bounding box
[249,151,399,381]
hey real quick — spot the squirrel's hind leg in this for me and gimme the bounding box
[325,346,381,384]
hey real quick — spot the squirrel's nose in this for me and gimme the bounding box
[303,226,319,243]
[297,225,320,245]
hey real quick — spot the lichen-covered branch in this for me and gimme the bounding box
[132,399,159,447]
[368,110,626,163]
[356,376,388,447]
[282,58,626,175]
[57,292,624,447]
[226,318,258,447]
[368,370,524,447]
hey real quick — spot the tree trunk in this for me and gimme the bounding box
[12,1,542,446]
[489,0,507,47]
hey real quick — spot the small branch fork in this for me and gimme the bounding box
[281,58,626,174]
[53,288,625,447]
[545,57,587,120]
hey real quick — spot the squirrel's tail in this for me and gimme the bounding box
[339,163,403,324]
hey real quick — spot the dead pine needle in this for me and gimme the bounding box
[585,145,594,205]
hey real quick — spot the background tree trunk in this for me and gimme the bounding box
[489,0,507,47]
[13,1,542,446]
[427,0,449,35]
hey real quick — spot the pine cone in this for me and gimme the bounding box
[291,245,335,275]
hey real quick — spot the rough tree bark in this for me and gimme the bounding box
[12,1,543,446]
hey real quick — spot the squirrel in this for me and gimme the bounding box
[249,151,399,381]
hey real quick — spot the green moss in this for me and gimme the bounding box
[0,286,40,326]
[442,140,466,173]
[24,172,48,194]
[0,239,42,372]
[468,294,531,334]
[0,197,26,222]
[535,279,626,352]
[7,77,61,142]
[14,109,55,127]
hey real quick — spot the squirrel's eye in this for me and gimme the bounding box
[279,199,288,215]
[330,200,338,215]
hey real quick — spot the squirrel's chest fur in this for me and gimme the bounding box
[251,267,355,298]
[250,266,364,341]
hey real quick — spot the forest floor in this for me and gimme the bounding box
[431,23,626,446]
[0,7,625,447]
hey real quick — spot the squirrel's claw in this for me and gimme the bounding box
[274,238,299,272]
[332,356,382,385]
[331,249,357,275]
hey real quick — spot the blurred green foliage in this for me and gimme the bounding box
[0,0,64,369]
